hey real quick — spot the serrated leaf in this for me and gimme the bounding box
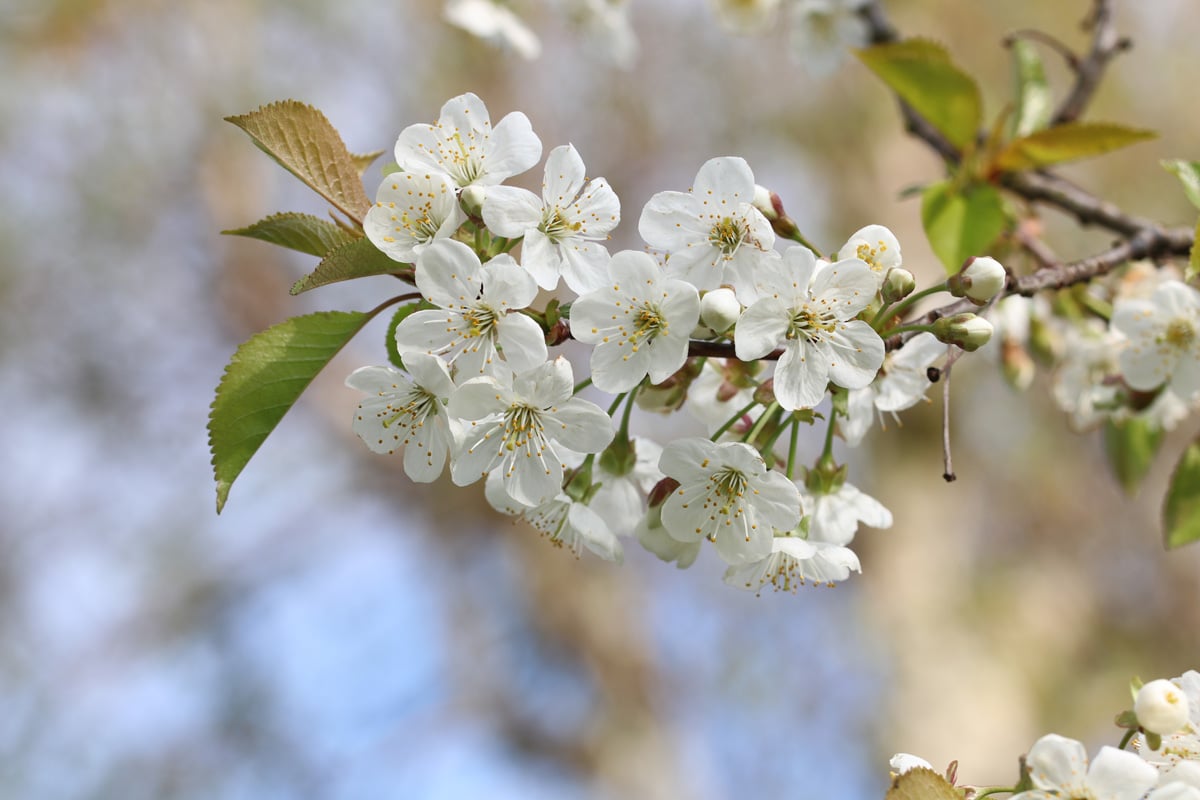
[856,39,982,150]
[209,310,378,512]
[1104,417,1163,495]
[385,301,423,369]
[886,767,962,800]
[993,122,1156,173]
[351,149,385,177]
[1164,437,1200,548]
[1162,160,1200,211]
[226,101,372,223]
[921,180,1008,273]
[224,212,359,258]
[290,237,409,295]
[1010,39,1053,138]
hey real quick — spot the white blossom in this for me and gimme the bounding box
[395,92,542,188]
[723,534,860,593]
[449,357,614,506]
[364,171,465,264]
[344,355,457,482]
[711,0,781,34]
[485,473,622,562]
[570,250,701,392]
[395,239,546,378]
[686,360,765,436]
[735,245,884,410]
[842,332,943,446]
[1014,734,1157,800]
[659,438,802,564]
[1138,679,1192,736]
[482,143,619,293]
[551,0,638,68]
[639,156,776,294]
[591,437,664,538]
[444,0,542,59]
[836,224,902,284]
[637,502,702,569]
[1113,280,1200,403]
[1138,671,1200,765]
[789,0,870,77]
[800,479,891,546]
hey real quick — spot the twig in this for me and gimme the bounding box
[1052,0,1130,125]
[1013,221,1061,270]
[1003,28,1079,69]
[1001,171,1162,239]
[941,346,962,482]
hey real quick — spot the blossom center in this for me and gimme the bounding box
[708,466,749,518]
[855,240,890,272]
[709,216,747,255]
[502,403,548,454]
[383,387,440,430]
[540,207,582,243]
[786,303,838,342]
[442,130,484,185]
[1164,317,1196,349]
[401,207,440,243]
[462,304,499,339]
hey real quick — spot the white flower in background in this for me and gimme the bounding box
[485,473,623,562]
[789,0,870,77]
[591,436,664,538]
[800,479,891,546]
[842,332,943,446]
[1051,325,1122,430]
[482,143,620,293]
[723,534,861,593]
[395,240,546,378]
[449,357,614,506]
[395,92,542,188]
[570,250,701,392]
[1137,679,1192,736]
[551,0,638,68]
[637,502,702,568]
[837,224,901,285]
[735,245,884,410]
[686,360,764,435]
[1113,280,1200,402]
[444,0,542,59]
[711,0,781,34]
[344,355,457,482]
[1014,734,1157,800]
[659,438,802,564]
[1150,762,1200,800]
[364,171,465,264]
[889,753,934,775]
[1138,671,1200,765]
[639,156,776,293]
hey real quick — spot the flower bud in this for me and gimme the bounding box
[1135,679,1190,735]
[752,184,779,221]
[948,256,1007,304]
[700,288,741,333]
[881,268,916,304]
[889,753,933,776]
[460,184,487,218]
[931,313,993,352]
[752,377,776,406]
[647,477,681,508]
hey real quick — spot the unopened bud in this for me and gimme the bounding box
[546,318,571,346]
[881,268,916,304]
[752,184,779,221]
[1135,679,1190,736]
[460,184,487,218]
[700,288,742,333]
[753,378,776,406]
[948,256,1007,304]
[648,477,680,508]
[931,313,993,352]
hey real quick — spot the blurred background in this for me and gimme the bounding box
[2,0,1199,797]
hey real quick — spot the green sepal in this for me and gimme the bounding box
[564,461,595,504]
[1103,417,1163,496]
[1115,708,1139,728]
[1146,732,1163,752]
[1164,436,1200,548]
[921,180,1008,273]
[993,122,1156,173]
[291,237,410,295]
[209,309,381,512]
[223,211,358,258]
[885,767,963,800]
[856,38,982,150]
[1130,675,1145,699]
[1010,39,1052,138]
[598,435,638,478]
[385,301,424,370]
[1162,160,1200,211]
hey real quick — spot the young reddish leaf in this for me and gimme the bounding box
[993,122,1156,173]
[209,310,377,512]
[856,39,982,150]
[226,101,372,224]
[290,237,410,295]
[224,212,358,258]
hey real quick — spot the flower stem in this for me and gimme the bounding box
[818,401,838,471]
[872,282,948,331]
[743,401,780,446]
[786,417,801,480]
[711,398,760,442]
[882,323,936,338]
[573,377,593,395]
[1118,727,1136,750]
[618,385,640,439]
[606,392,628,417]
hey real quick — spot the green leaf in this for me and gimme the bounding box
[993,122,1156,173]
[921,180,1008,273]
[223,212,359,258]
[886,767,962,800]
[226,101,372,223]
[350,149,386,177]
[1162,159,1200,211]
[1104,417,1163,495]
[290,237,409,295]
[856,39,982,150]
[1189,218,1200,282]
[385,301,423,369]
[209,310,377,512]
[1164,437,1200,548]
[1010,39,1053,138]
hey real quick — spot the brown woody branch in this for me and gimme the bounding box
[1052,0,1130,125]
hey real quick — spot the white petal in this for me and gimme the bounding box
[481,110,542,184]
[774,339,830,410]
[692,156,755,202]
[482,254,539,310]
[826,320,885,390]
[542,144,587,206]
[1026,734,1090,793]
[545,399,615,454]
[638,191,704,250]
[659,438,722,482]
[559,239,612,295]
[494,313,548,373]
[481,185,543,237]
[416,240,483,308]
[1086,746,1158,800]
[734,299,789,360]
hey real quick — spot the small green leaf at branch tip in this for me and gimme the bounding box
[856,38,982,150]
[921,180,1008,273]
[993,122,1156,173]
[1163,160,1200,211]
[385,301,423,370]
[1010,39,1052,138]
[209,310,377,512]
[1104,417,1163,496]
[224,211,359,258]
[225,100,371,222]
[885,767,962,800]
[290,237,409,295]
[1164,437,1200,548]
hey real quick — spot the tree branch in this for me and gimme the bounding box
[1052,0,1129,125]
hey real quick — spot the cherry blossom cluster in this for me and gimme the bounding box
[890,670,1200,799]
[990,263,1200,435]
[346,92,1002,592]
